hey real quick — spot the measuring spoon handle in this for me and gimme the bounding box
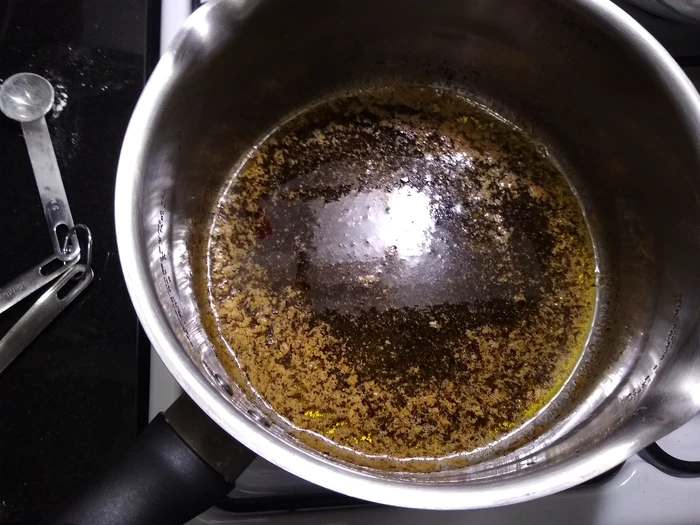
[0,254,78,315]
[21,117,77,261]
[0,264,93,375]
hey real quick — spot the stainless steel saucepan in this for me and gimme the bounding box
[47,0,700,523]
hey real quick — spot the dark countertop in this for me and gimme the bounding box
[0,1,152,522]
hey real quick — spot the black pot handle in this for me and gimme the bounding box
[43,395,256,525]
[639,441,700,478]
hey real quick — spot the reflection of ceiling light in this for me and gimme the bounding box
[376,187,434,257]
[311,186,435,264]
[183,10,210,40]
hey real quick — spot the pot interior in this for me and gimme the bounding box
[131,0,700,487]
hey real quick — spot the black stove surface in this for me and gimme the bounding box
[0,1,153,522]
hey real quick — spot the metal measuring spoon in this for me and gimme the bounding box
[0,224,94,376]
[0,253,78,315]
[0,73,78,261]
[0,263,93,375]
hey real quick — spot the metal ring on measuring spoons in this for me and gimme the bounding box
[61,224,93,274]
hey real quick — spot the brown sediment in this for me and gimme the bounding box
[196,84,596,470]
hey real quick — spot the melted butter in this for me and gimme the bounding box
[198,84,596,470]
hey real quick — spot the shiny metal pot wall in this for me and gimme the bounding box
[626,0,700,23]
[116,0,700,510]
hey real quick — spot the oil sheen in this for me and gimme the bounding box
[199,85,596,470]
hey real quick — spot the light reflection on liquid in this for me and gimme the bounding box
[254,154,539,314]
[312,185,434,261]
